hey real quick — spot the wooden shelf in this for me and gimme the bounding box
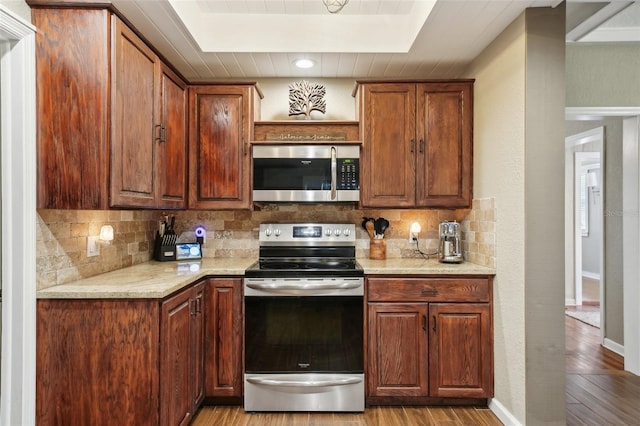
[253,120,360,143]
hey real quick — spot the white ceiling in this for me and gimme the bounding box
[110,0,640,82]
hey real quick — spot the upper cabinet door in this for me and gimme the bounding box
[416,82,473,208]
[158,64,188,209]
[360,83,416,208]
[188,85,253,210]
[110,17,159,208]
[34,8,111,209]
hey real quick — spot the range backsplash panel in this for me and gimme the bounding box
[36,199,495,290]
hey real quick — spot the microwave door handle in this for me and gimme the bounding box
[331,146,337,200]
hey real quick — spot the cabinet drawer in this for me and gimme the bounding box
[367,277,490,303]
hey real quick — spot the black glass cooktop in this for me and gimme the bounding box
[244,259,363,278]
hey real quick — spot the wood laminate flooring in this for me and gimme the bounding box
[193,316,640,425]
[192,405,502,425]
[566,313,640,425]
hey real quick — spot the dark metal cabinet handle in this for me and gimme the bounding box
[410,139,415,153]
[422,315,427,331]
[154,124,163,143]
[419,139,424,153]
[432,315,437,333]
[421,289,438,296]
[154,124,166,143]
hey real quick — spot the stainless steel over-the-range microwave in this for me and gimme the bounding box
[252,144,360,203]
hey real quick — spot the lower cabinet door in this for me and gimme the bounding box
[192,281,206,407]
[429,303,493,398]
[367,303,428,397]
[204,278,243,398]
[161,288,194,426]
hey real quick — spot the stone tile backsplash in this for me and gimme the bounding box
[37,198,496,289]
[461,198,496,269]
[37,209,158,290]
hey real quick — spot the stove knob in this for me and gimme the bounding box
[325,228,332,236]
[264,228,272,237]
[343,228,351,237]
[274,228,281,237]
[334,229,341,236]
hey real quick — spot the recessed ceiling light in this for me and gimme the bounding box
[294,58,315,69]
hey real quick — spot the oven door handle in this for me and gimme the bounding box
[246,281,361,292]
[246,376,362,388]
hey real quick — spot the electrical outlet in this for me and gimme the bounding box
[87,236,100,257]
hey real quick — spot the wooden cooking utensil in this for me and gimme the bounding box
[365,221,375,239]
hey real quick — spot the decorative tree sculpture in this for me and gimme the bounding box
[288,80,326,119]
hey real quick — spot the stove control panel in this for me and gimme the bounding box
[259,223,356,243]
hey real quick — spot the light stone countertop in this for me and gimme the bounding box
[358,258,495,275]
[37,257,495,300]
[36,258,257,300]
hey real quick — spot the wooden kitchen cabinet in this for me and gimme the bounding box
[203,277,243,403]
[357,81,473,209]
[31,5,187,209]
[429,302,492,398]
[110,16,188,208]
[37,299,161,425]
[188,85,260,210]
[32,7,111,209]
[367,303,428,397]
[366,276,493,405]
[158,63,189,208]
[160,281,205,426]
[36,280,206,426]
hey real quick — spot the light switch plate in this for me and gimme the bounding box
[87,236,100,257]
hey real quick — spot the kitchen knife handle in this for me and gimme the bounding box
[410,139,415,153]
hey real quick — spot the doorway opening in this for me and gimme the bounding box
[565,128,604,339]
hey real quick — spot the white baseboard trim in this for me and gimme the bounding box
[565,298,577,306]
[489,398,522,426]
[604,338,624,358]
[582,271,600,280]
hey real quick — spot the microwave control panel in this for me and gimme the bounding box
[337,158,360,190]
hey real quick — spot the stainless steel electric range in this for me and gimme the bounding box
[244,223,364,412]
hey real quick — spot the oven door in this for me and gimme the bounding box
[245,294,363,372]
[244,278,364,412]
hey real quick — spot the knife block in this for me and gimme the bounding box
[369,238,386,260]
[153,235,176,262]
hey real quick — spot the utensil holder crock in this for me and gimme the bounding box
[369,239,386,260]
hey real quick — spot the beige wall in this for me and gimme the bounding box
[465,5,566,425]
[0,0,30,22]
[523,7,566,424]
[465,13,527,423]
[258,78,357,120]
[566,43,640,108]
